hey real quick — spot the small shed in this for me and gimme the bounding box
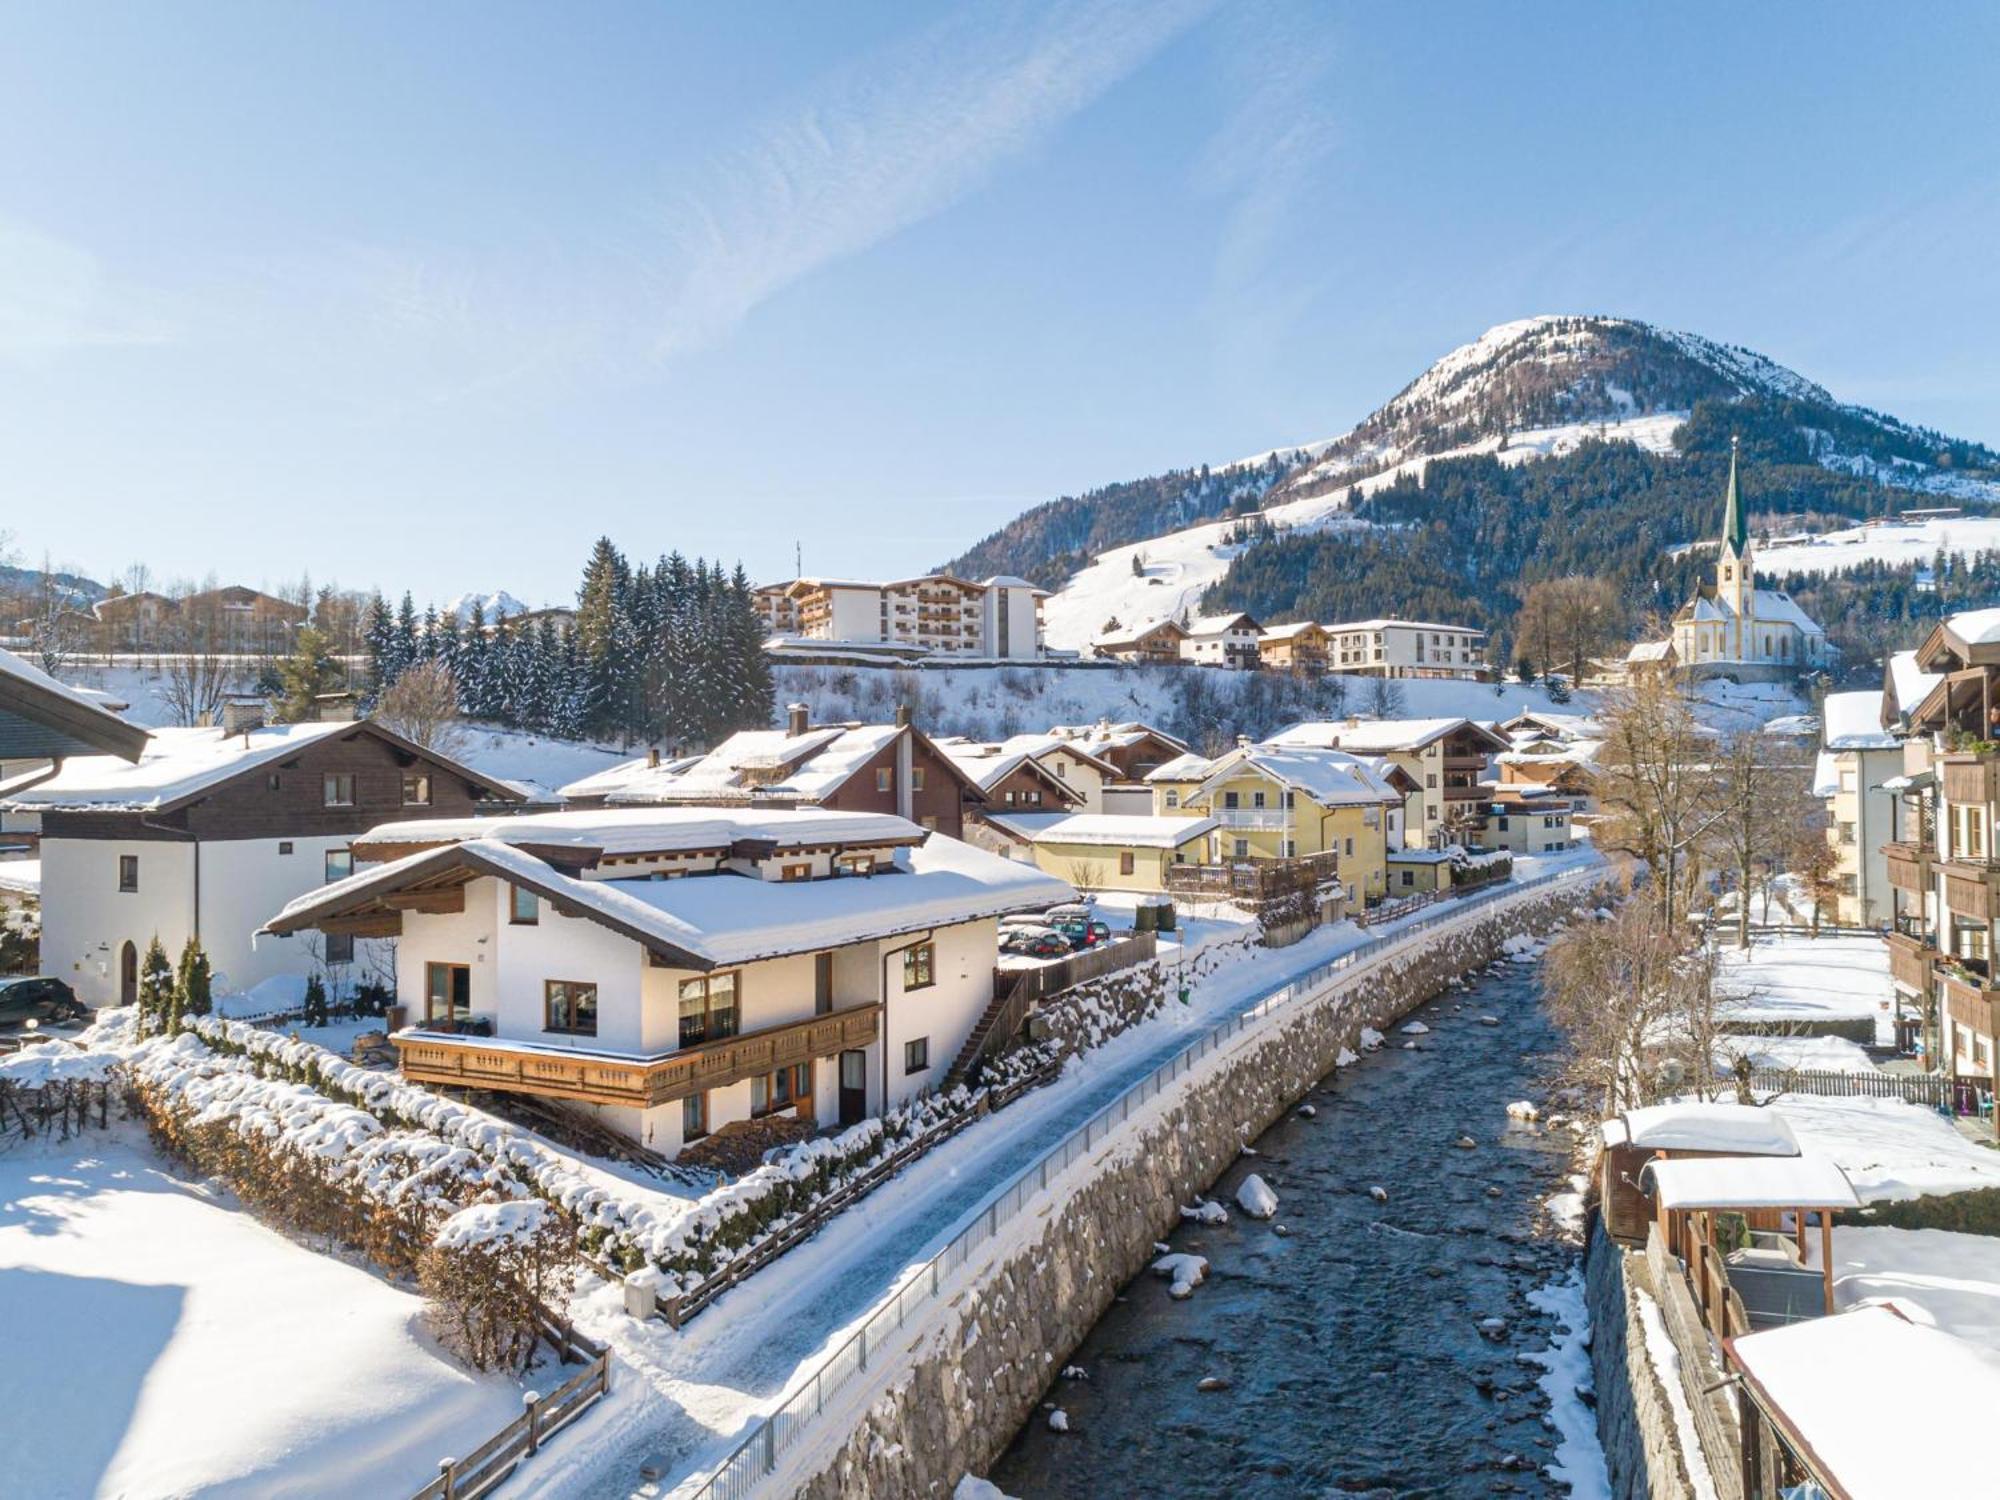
[1386,847,1453,896]
[1598,1101,1801,1245]
[1725,1304,2000,1498]
[1642,1154,1860,1337]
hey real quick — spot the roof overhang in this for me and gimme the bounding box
[0,656,149,763]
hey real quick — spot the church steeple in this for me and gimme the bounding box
[1721,435,1747,556]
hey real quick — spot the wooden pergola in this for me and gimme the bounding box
[1642,1154,1861,1340]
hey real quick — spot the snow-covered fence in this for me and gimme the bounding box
[0,1039,119,1139]
[687,865,1601,1500]
[1748,1067,1951,1108]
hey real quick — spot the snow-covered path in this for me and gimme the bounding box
[521,851,1604,1500]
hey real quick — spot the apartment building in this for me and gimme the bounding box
[264,807,1072,1156]
[1322,618,1488,680]
[759,574,1047,659]
[1262,717,1508,848]
[1179,612,1263,670]
[1815,691,1902,927]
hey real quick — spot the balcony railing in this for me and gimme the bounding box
[392,1003,883,1110]
[1885,929,1935,993]
[1211,808,1290,831]
[1884,840,1928,896]
[1943,862,2000,922]
[1941,751,2000,808]
[1938,965,2000,1035]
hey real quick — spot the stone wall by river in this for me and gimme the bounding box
[785,878,1606,1500]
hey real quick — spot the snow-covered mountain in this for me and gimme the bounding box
[441,589,532,625]
[964,315,2000,650]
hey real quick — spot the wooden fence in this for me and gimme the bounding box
[1644,1224,1745,1500]
[408,1314,610,1500]
[1001,930,1158,1006]
[1747,1067,1951,1108]
[658,1063,1057,1329]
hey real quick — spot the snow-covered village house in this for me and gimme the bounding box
[1048,720,1190,784]
[1178,612,1262,670]
[1321,618,1488,681]
[1814,690,1903,928]
[1147,742,1410,902]
[1262,717,1509,849]
[1641,442,1833,682]
[762,573,1047,659]
[1257,620,1329,672]
[1881,608,2000,1095]
[0,645,148,780]
[560,707,984,839]
[1026,813,1218,893]
[1470,787,1574,855]
[263,808,1072,1156]
[0,709,523,1008]
[1090,618,1187,666]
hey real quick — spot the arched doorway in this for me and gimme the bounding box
[119,941,138,1007]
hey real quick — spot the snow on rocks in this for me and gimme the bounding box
[1400,1021,1431,1035]
[1180,1198,1229,1225]
[1196,1375,1231,1392]
[1359,1027,1386,1051]
[1454,1135,1479,1150]
[1061,1365,1089,1381]
[955,1478,1019,1500]
[1500,934,1546,963]
[1152,1253,1209,1299]
[1296,1103,1317,1118]
[1506,1101,1541,1122]
[1234,1174,1279,1220]
[1045,1408,1070,1433]
[1334,1046,1359,1068]
[1368,1185,1389,1203]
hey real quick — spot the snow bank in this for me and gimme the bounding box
[1151,1253,1209,1299]
[1234,1174,1279,1220]
[0,1037,120,1087]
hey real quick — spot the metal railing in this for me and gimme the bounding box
[684,864,1598,1500]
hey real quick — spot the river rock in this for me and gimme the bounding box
[1235,1174,1279,1219]
[1297,1103,1317,1118]
[1454,1135,1478,1150]
[1368,1184,1388,1203]
[1046,1409,1069,1433]
[1196,1375,1231,1392]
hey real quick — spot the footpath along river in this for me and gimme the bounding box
[987,947,1603,1499]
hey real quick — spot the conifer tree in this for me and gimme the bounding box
[175,937,213,1025]
[138,935,173,1036]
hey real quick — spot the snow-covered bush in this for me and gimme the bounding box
[422,1200,577,1372]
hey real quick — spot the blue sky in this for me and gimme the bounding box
[2,1,1996,606]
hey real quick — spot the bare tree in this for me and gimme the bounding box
[1708,734,1812,948]
[1365,675,1406,718]
[1545,892,1691,1113]
[159,590,233,727]
[1788,805,1842,937]
[375,659,470,758]
[1594,672,1725,928]
[27,556,89,677]
[1516,575,1630,683]
[1065,857,1108,897]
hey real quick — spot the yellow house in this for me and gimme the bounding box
[1154,743,1409,903]
[1028,814,1220,893]
[1262,716,1510,849]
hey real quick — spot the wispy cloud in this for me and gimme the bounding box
[0,219,173,359]
[651,0,1217,357]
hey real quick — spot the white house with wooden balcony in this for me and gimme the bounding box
[262,807,1072,1158]
[1262,716,1508,848]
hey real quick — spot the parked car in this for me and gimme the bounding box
[1043,905,1113,948]
[1001,926,1072,958]
[0,976,88,1026]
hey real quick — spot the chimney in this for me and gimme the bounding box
[646,745,661,769]
[1345,715,1360,729]
[1236,734,1252,750]
[786,702,810,738]
[221,698,265,739]
[894,703,912,728]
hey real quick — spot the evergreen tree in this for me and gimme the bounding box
[361,593,394,699]
[393,593,420,679]
[138,935,173,1037]
[272,626,339,722]
[175,937,213,1024]
[575,537,634,738]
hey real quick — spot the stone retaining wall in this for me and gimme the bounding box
[1586,1225,1698,1500]
[785,878,1608,1499]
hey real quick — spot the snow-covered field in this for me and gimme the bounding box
[0,1130,529,1500]
[1715,1033,1881,1074]
[1807,1226,2000,1350]
[1714,933,1895,1043]
[1766,1093,2000,1202]
[1759,513,2000,580]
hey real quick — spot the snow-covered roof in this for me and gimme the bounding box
[978,575,1046,592]
[0,647,149,762]
[1811,750,1839,799]
[1886,649,1941,715]
[1027,813,1218,849]
[933,741,1078,801]
[1749,588,1827,636]
[1729,1306,2000,1498]
[1501,711,1605,741]
[1642,1153,1859,1211]
[354,806,923,860]
[1606,1101,1801,1156]
[1821,691,1897,751]
[0,859,38,896]
[1321,618,1484,635]
[1050,721,1188,758]
[582,723,912,807]
[272,828,1073,970]
[1625,639,1675,663]
[1145,751,1218,782]
[551,753,704,803]
[1946,606,2000,646]
[0,722,352,812]
[1264,716,1500,754]
[1091,619,1186,648]
[1188,745,1402,808]
[1258,620,1324,641]
[1182,612,1259,637]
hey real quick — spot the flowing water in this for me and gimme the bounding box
[988,956,1585,1499]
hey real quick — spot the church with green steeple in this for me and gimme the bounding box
[1638,438,1835,683]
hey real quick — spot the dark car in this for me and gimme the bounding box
[0,976,88,1026]
[1044,908,1114,948]
[1001,926,1072,958]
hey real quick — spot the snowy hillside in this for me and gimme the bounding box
[1004,314,2000,649]
[1759,513,2000,581]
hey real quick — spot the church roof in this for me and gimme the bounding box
[1722,439,1747,555]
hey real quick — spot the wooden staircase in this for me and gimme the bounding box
[945,976,1032,1089]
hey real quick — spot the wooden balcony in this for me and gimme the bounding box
[1942,751,2000,808]
[392,1003,882,1110]
[1939,967,2000,1036]
[1885,840,1927,895]
[1942,860,2000,922]
[1885,929,1936,994]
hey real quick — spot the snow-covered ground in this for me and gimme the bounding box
[1714,933,1895,1044]
[1806,1226,2000,1351]
[1759,513,2000,580]
[1716,1034,1881,1074]
[1523,1269,1612,1500]
[514,859,1606,1499]
[0,1129,530,1500]
[1766,1093,2000,1202]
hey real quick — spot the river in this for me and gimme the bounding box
[987,951,1593,1499]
